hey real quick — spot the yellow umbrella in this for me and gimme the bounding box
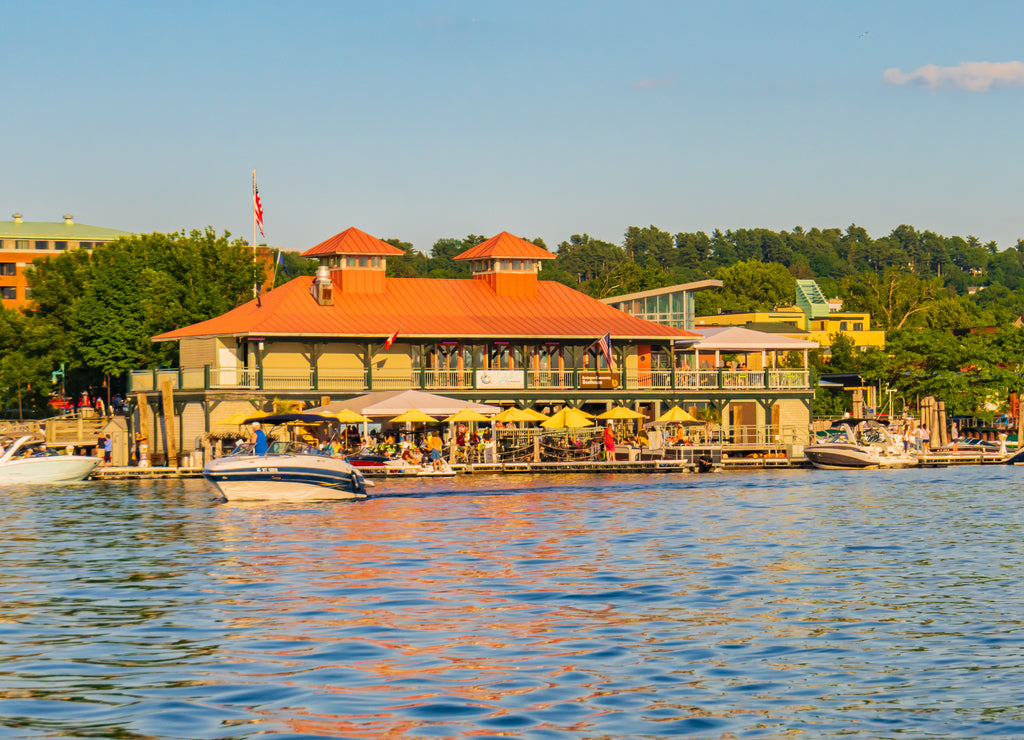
[492,407,548,423]
[597,406,645,420]
[656,405,700,424]
[444,408,493,423]
[390,409,439,424]
[325,408,372,424]
[541,407,594,429]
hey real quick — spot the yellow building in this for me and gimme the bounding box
[695,280,886,351]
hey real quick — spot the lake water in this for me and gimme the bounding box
[1,465,1022,739]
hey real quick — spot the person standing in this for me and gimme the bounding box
[914,426,923,453]
[250,422,268,455]
[103,434,113,465]
[921,426,930,454]
[603,422,616,461]
[950,421,959,452]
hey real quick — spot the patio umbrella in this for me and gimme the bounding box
[444,408,493,423]
[491,407,548,423]
[541,407,594,429]
[325,408,372,424]
[655,405,699,424]
[390,409,439,424]
[597,406,645,420]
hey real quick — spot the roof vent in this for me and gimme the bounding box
[12,213,22,223]
[63,214,74,225]
[310,265,333,306]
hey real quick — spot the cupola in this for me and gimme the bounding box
[453,232,556,297]
[300,227,404,294]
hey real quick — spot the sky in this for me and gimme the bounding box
[5,0,1024,254]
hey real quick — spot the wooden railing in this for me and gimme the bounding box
[128,366,812,394]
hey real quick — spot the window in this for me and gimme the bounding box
[500,260,511,271]
[78,242,92,250]
[371,257,380,267]
[53,241,67,250]
[853,323,863,332]
[0,286,16,300]
[840,322,848,331]
[358,256,368,268]
[15,240,28,250]
[35,240,49,250]
[512,259,521,271]
[0,263,15,276]
[346,257,356,267]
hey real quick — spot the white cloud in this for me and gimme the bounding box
[883,61,1024,92]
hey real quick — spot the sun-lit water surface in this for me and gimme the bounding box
[1,465,1023,738]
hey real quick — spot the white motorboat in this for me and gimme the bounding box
[204,440,371,501]
[0,436,102,483]
[804,419,917,470]
[202,413,371,502]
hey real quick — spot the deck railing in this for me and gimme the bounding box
[128,366,812,394]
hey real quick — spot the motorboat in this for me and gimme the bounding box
[804,418,917,470]
[0,436,102,483]
[204,439,371,501]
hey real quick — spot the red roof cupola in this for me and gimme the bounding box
[454,231,555,297]
[301,227,404,294]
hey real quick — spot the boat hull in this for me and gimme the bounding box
[805,444,916,470]
[0,456,101,484]
[203,454,369,502]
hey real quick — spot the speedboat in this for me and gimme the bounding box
[203,439,371,501]
[0,436,102,483]
[804,419,918,470]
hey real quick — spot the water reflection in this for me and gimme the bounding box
[0,467,1023,737]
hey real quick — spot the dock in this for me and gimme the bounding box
[86,448,1012,481]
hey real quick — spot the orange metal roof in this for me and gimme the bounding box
[153,276,700,342]
[454,232,556,261]
[300,227,406,258]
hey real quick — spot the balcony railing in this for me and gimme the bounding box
[128,366,810,395]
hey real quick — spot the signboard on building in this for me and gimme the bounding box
[579,372,619,390]
[476,370,524,389]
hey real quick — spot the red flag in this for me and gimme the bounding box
[384,330,399,350]
[253,179,265,237]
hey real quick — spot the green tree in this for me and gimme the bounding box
[841,269,945,330]
[0,308,61,418]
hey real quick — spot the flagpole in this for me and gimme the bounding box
[250,170,256,298]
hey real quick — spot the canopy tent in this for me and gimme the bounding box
[491,407,548,423]
[390,409,439,424]
[682,326,818,351]
[307,390,500,418]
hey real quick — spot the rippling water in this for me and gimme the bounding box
[1,465,1023,738]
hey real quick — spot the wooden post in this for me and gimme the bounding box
[137,394,149,448]
[937,400,948,447]
[160,380,178,467]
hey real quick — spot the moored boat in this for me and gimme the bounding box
[805,419,917,470]
[0,436,102,483]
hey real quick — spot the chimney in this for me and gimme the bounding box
[12,213,22,223]
[310,265,334,306]
[63,214,74,225]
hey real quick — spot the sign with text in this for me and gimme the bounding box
[476,370,524,389]
[579,372,620,390]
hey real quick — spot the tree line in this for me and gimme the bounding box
[3,222,1024,419]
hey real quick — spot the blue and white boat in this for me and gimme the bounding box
[202,414,371,501]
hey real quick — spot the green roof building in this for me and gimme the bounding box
[0,213,132,309]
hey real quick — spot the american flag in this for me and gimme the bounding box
[595,332,613,369]
[253,179,265,237]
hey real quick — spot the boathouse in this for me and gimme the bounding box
[128,227,816,459]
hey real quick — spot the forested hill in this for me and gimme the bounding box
[378,224,1024,332]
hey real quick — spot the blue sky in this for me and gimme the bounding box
[5,0,1024,254]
